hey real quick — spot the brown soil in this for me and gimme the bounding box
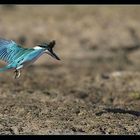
[0,6,140,134]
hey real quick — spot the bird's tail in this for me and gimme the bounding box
[0,65,13,72]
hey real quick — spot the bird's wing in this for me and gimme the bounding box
[0,38,29,64]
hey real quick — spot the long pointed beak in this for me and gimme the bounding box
[51,52,61,60]
[47,50,61,60]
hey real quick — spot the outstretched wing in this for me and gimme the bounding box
[0,38,29,64]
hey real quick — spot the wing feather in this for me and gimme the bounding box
[0,38,29,64]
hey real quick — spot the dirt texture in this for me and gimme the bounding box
[0,6,140,134]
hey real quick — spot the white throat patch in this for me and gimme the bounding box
[34,46,43,50]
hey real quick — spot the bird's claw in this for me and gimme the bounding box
[14,70,21,79]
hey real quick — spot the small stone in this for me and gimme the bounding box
[10,126,19,134]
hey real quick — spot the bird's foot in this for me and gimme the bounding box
[14,70,21,79]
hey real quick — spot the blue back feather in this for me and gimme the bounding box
[0,38,33,64]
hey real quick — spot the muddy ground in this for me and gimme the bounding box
[0,6,140,134]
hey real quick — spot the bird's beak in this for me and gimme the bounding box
[50,51,61,60]
[46,50,61,60]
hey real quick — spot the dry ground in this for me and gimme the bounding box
[0,6,140,134]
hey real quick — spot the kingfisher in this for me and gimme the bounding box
[0,38,60,79]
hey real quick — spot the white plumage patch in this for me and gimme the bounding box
[34,46,43,50]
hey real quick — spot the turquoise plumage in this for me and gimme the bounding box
[0,38,60,78]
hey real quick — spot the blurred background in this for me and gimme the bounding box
[1,6,140,73]
[0,5,140,134]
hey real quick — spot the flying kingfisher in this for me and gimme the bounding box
[0,38,60,79]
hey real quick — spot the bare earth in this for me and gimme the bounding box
[0,6,140,134]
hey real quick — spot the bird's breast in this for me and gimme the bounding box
[21,51,45,68]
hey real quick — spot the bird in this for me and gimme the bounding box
[0,38,60,79]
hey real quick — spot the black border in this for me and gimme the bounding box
[0,0,140,4]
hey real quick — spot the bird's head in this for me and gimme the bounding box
[37,40,60,60]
